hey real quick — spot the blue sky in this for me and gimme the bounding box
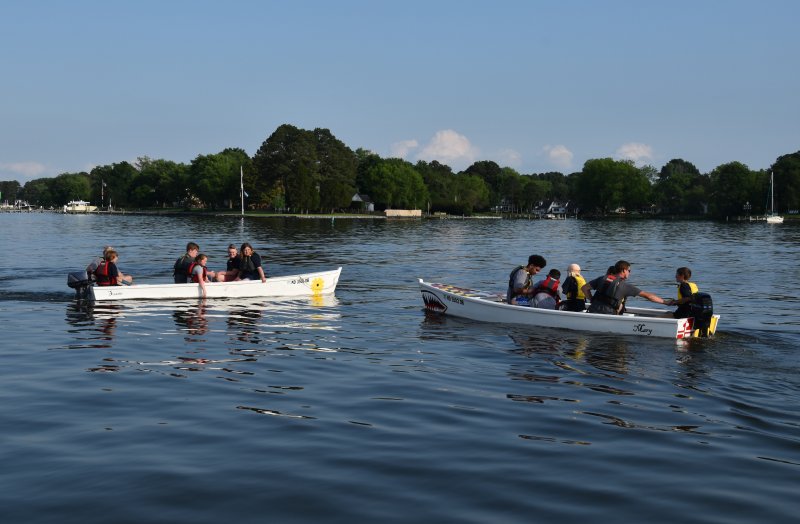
[1,0,798,184]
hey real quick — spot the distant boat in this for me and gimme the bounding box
[766,171,784,224]
[63,200,97,213]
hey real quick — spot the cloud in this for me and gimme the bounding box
[0,161,48,182]
[542,145,573,170]
[417,129,479,169]
[497,148,522,169]
[615,142,653,164]
[390,139,419,159]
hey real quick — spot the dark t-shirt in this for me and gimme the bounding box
[239,252,263,280]
[227,256,241,272]
[587,275,641,314]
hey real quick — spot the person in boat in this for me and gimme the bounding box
[86,246,113,282]
[532,268,562,309]
[238,242,267,282]
[174,242,199,283]
[94,249,133,286]
[581,260,669,315]
[669,267,698,318]
[189,253,214,298]
[560,263,587,312]
[507,254,546,305]
[215,244,241,282]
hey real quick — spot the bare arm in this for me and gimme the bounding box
[581,283,593,301]
[638,290,666,305]
[257,266,266,283]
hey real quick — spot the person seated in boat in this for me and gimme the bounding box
[215,244,241,282]
[238,242,267,282]
[94,249,133,286]
[174,242,199,283]
[189,253,214,298]
[581,260,669,315]
[507,254,546,305]
[532,269,562,309]
[669,267,698,318]
[86,246,113,282]
[560,263,587,312]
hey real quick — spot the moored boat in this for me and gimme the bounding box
[419,279,719,339]
[69,267,342,301]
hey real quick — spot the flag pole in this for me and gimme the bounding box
[240,166,244,217]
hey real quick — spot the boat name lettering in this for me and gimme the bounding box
[446,294,464,305]
[291,277,310,285]
[632,323,652,336]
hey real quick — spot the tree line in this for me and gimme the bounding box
[2,123,799,218]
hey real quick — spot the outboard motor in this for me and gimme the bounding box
[67,270,91,300]
[689,292,714,337]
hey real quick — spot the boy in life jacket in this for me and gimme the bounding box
[560,263,586,312]
[94,249,133,286]
[532,269,562,309]
[188,253,214,298]
[507,254,546,305]
[670,267,699,318]
[174,242,200,284]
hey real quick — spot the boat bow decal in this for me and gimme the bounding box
[422,290,447,313]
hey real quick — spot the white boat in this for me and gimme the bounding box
[83,267,342,301]
[766,171,784,224]
[63,200,98,213]
[419,279,719,339]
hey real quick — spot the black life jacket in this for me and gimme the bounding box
[95,262,116,286]
[240,255,257,274]
[593,274,623,312]
[188,262,207,284]
[507,266,530,302]
[174,254,193,283]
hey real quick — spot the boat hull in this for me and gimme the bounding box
[89,268,341,301]
[419,279,719,339]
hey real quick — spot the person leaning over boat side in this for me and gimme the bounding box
[581,260,668,315]
[531,268,562,309]
[560,263,587,312]
[669,266,698,318]
[215,244,241,282]
[238,242,266,282]
[94,249,133,286]
[86,245,113,282]
[507,254,546,305]
[189,253,213,298]
[174,242,199,283]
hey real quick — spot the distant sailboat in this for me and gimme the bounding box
[766,171,784,224]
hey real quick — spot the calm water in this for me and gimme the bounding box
[0,213,798,523]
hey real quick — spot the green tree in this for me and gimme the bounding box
[654,159,707,215]
[573,158,647,214]
[357,158,428,210]
[452,173,490,214]
[415,160,455,211]
[21,178,55,207]
[0,180,21,203]
[709,161,759,218]
[463,160,503,206]
[314,128,357,211]
[134,157,190,208]
[771,151,800,213]
[90,162,138,209]
[50,172,92,205]
[253,124,320,211]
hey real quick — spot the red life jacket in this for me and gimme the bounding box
[534,276,561,305]
[95,262,115,286]
[188,262,207,283]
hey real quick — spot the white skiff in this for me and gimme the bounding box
[419,279,719,339]
[88,267,342,301]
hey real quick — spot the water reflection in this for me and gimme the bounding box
[65,301,122,350]
[172,299,209,338]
